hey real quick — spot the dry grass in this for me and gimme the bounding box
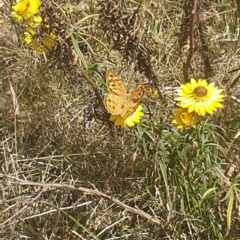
[1,0,240,239]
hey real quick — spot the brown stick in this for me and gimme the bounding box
[8,180,164,227]
[77,65,104,105]
[183,0,198,83]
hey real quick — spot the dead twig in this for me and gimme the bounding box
[77,65,104,105]
[183,0,198,83]
[5,179,164,227]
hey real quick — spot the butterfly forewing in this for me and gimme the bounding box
[130,84,149,101]
[106,71,127,95]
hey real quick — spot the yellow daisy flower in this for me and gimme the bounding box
[175,78,225,116]
[110,105,144,128]
[28,15,43,28]
[11,0,41,21]
[24,31,33,44]
[172,108,202,129]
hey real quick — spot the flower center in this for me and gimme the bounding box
[193,86,207,98]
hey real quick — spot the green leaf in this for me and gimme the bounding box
[226,187,234,233]
[202,187,217,200]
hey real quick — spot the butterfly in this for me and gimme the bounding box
[104,70,148,118]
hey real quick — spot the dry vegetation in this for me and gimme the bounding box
[1,0,240,239]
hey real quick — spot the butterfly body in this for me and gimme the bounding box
[104,71,148,118]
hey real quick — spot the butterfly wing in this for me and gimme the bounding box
[106,70,127,96]
[121,100,139,118]
[104,93,127,115]
[121,84,149,118]
[130,84,149,101]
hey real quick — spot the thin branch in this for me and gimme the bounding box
[77,65,104,105]
[183,0,198,83]
[6,179,164,227]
